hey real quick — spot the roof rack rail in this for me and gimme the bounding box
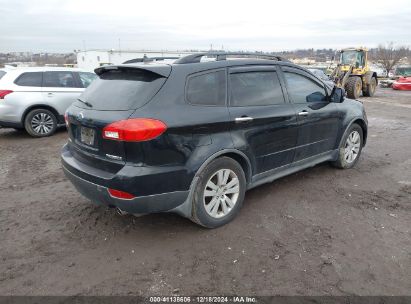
[123,56,180,64]
[174,52,290,64]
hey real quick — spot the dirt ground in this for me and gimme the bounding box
[0,88,410,296]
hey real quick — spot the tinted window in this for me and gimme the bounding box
[0,71,6,79]
[43,71,76,88]
[284,72,327,103]
[78,72,97,88]
[186,70,226,106]
[230,71,285,106]
[76,68,166,111]
[14,72,43,87]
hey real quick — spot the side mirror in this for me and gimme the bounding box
[306,91,327,103]
[330,86,345,103]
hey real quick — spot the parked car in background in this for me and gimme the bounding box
[0,67,97,137]
[62,52,368,228]
[0,68,9,80]
[380,65,411,88]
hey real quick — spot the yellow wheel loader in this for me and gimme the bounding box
[330,48,378,99]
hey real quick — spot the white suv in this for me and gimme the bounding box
[0,67,97,137]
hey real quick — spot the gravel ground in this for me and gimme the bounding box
[0,88,410,296]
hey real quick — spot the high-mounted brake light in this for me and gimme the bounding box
[103,118,167,142]
[108,188,135,200]
[0,90,13,99]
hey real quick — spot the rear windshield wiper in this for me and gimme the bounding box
[77,98,93,108]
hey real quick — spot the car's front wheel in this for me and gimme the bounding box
[24,109,57,137]
[191,157,246,228]
[332,123,363,169]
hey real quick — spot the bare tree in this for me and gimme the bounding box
[376,42,409,77]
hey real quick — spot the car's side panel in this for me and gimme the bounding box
[279,67,342,161]
[227,65,299,175]
[334,100,368,148]
[0,91,45,125]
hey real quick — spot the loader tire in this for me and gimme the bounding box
[345,76,362,99]
[363,77,377,97]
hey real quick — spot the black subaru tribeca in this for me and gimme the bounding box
[62,53,368,228]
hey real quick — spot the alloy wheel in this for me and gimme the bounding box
[31,113,54,135]
[203,169,240,219]
[344,130,361,163]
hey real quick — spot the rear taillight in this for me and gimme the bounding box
[64,111,69,127]
[108,188,135,200]
[0,90,13,99]
[103,118,167,142]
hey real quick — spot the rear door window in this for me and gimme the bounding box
[0,71,6,79]
[76,68,167,111]
[43,71,76,88]
[14,72,43,87]
[186,70,226,106]
[230,71,285,106]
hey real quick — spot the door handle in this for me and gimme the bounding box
[47,93,54,97]
[298,111,309,116]
[235,116,254,123]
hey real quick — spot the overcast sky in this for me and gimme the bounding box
[1,0,411,53]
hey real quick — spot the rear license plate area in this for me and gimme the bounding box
[80,126,95,146]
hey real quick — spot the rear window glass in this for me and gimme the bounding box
[230,71,285,106]
[186,70,226,106]
[14,72,43,87]
[76,68,167,111]
[0,71,6,79]
[43,71,76,88]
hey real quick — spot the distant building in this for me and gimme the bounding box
[76,49,196,71]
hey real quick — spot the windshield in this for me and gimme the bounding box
[75,68,167,111]
[340,50,364,66]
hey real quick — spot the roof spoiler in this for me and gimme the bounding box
[94,64,171,78]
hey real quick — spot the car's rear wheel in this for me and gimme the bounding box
[191,157,246,228]
[24,109,57,137]
[332,123,363,169]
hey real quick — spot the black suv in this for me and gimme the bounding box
[62,53,367,228]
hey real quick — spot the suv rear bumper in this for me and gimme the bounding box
[63,166,188,214]
[61,145,189,214]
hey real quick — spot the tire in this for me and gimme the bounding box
[24,109,57,137]
[191,157,246,228]
[363,77,377,97]
[345,76,362,99]
[332,123,363,169]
